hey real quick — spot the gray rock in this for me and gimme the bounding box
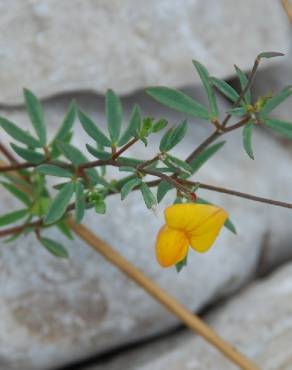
[1,89,292,369]
[0,0,290,104]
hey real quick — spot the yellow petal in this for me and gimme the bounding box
[165,203,226,233]
[155,225,189,267]
[189,208,228,253]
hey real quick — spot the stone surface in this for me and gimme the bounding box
[1,88,292,369]
[0,0,290,104]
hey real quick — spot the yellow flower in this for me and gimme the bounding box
[156,203,228,267]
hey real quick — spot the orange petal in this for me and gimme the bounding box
[155,225,189,267]
[189,208,228,253]
[165,203,226,232]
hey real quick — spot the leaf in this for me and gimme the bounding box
[175,255,188,273]
[57,141,86,165]
[57,220,74,240]
[196,197,236,234]
[106,89,123,143]
[234,65,251,104]
[189,141,226,174]
[0,209,28,227]
[211,77,239,103]
[121,178,142,200]
[118,105,141,146]
[140,182,156,209]
[152,119,168,133]
[36,164,73,178]
[119,166,136,172]
[242,122,254,159]
[227,107,246,117]
[0,117,41,148]
[118,157,144,167]
[40,237,69,258]
[157,180,173,203]
[86,144,112,160]
[146,87,209,120]
[159,120,187,152]
[192,60,218,118]
[44,182,74,225]
[94,199,106,214]
[166,154,193,174]
[1,182,31,206]
[23,88,46,146]
[257,51,284,60]
[263,118,292,138]
[53,101,76,142]
[10,143,45,164]
[78,110,111,147]
[75,182,85,224]
[259,87,292,118]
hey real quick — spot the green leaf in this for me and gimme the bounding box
[242,122,254,159]
[57,141,86,165]
[234,65,251,104]
[121,178,142,200]
[227,107,246,117]
[23,88,46,146]
[0,117,41,148]
[106,89,123,143]
[157,180,173,203]
[159,120,187,152]
[263,118,292,138]
[175,255,188,273]
[119,166,136,172]
[211,77,239,103]
[78,110,111,147]
[166,154,193,174]
[259,87,292,118]
[53,101,76,142]
[192,60,218,118]
[75,182,85,223]
[118,105,141,146]
[1,182,31,206]
[10,143,45,164]
[140,182,156,209]
[44,182,74,225]
[40,237,69,258]
[152,119,168,133]
[146,87,209,120]
[118,157,144,167]
[86,144,112,160]
[0,209,28,227]
[94,199,106,214]
[196,197,236,234]
[257,51,284,59]
[36,164,73,178]
[57,220,74,240]
[189,141,225,174]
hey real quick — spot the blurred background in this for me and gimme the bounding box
[0,1,292,369]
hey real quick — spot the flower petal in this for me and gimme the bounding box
[189,208,228,253]
[155,225,189,267]
[165,203,226,233]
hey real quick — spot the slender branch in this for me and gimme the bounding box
[0,141,18,163]
[112,137,139,159]
[0,219,43,237]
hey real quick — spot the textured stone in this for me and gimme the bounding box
[0,0,290,104]
[1,88,292,369]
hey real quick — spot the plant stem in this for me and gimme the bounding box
[69,219,260,370]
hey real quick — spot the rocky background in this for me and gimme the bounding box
[0,1,292,370]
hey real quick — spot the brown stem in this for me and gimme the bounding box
[0,219,43,237]
[0,141,18,163]
[112,137,139,159]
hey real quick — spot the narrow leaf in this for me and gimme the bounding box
[264,118,292,138]
[242,122,254,159]
[152,119,168,133]
[75,182,85,223]
[78,110,111,147]
[118,105,141,146]
[189,141,226,174]
[0,209,28,227]
[146,87,209,120]
[257,51,284,59]
[36,164,72,178]
[44,182,74,225]
[175,255,188,273]
[11,143,45,164]
[227,107,246,117]
[260,87,292,117]
[94,199,106,214]
[57,141,86,165]
[40,237,69,258]
[234,65,251,104]
[0,117,41,148]
[121,178,142,200]
[23,88,46,145]
[157,180,173,203]
[192,60,218,118]
[53,101,76,142]
[166,154,192,173]
[211,77,239,103]
[140,182,156,209]
[159,120,187,152]
[57,221,74,240]
[106,89,123,143]
[86,144,112,160]
[1,182,31,206]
